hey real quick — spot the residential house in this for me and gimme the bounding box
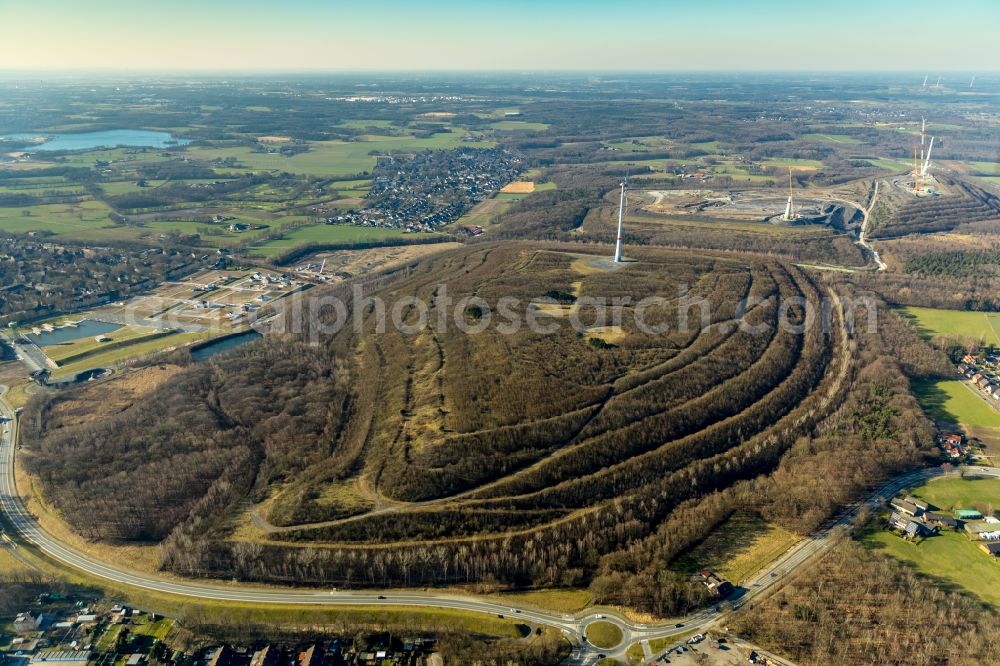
[980,542,1000,558]
[890,498,923,517]
[965,522,990,537]
[925,512,960,529]
[250,646,278,666]
[13,612,39,634]
[905,520,936,539]
[298,645,320,666]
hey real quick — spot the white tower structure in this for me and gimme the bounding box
[613,177,626,263]
[783,167,794,221]
[920,117,926,163]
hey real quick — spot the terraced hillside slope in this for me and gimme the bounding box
[22,242,938,615]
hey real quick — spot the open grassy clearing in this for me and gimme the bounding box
[453,197,512,229]
[0,547,37,579]
[864,157,912,171]
[669,513,799,584]
[585,621,624,649]
[862,521,1000,607]
[900,306,1000,345]
[0,200,113,235]
[98,179,168,196]
[42,326,165,364]
[913,380,1000,429]
[908,476,1000,513]
[492,588,593,614]
[965,161,1000,175]
[50,330,211,380]
[248,223,423,257]
[132,617,174,641]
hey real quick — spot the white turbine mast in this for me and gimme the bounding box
[783,167,794,221]
[613,174,627,263]
[920,117,926,163]
[922,75,928,88]
[970,75,976,88]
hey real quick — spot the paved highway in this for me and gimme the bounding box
[2,388,995,663]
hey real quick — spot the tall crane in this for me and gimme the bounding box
[921,136,935,177]
[913,145,921,193]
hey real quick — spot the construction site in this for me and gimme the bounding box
[893,117,944,197]
[637,184,864,230]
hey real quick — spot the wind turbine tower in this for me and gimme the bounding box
[922,75,928,88]
[783,167,794,221]
[920,117,926,163]
[613,175,627,263]
[970,75,976,88]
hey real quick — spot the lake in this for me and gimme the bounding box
[3,129,189,152]
[28,320,123,346]
[191,330,262,362]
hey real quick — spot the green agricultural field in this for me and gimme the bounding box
[909,476,1000,513]
[803,133,862,144]
[912,380,1000,437]
[669,513,798,584]
[863,528,1000,607]
[864,157,912,171]
[863,475,1000,607]
[0,200,113,235]
[900,306,1000,345]
[186,131,493,177]
[143,220,259,245]
[98,179,167,196]
[965,161,1000,175]
[248,223,423,258]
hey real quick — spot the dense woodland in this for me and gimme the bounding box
[731,540,1000,666]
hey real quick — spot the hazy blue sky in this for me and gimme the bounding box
[2,0,998,71]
